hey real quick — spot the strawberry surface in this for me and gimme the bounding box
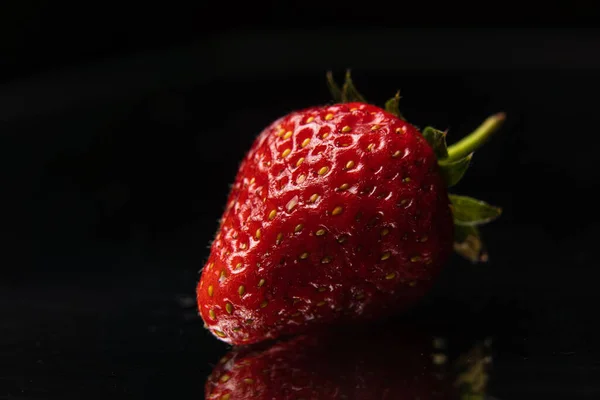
[197,101,454,345]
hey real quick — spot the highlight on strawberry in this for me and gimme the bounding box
[197,71,504,345]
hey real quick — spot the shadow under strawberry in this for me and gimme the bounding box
[205,319,493,400]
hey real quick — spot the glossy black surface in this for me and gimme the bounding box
[2,8,600,399]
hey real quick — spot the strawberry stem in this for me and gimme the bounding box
[446,113,506,163]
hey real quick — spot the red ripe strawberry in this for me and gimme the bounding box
[197,71,503,345]
[204,322,492,399]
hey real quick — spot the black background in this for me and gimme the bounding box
[2,3,600,399]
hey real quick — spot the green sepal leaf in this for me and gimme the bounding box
[384,91,405,120]
[422,127,449,160]
[439,153,473,187]
[341,69,367,103]
[453,225,488,263]
[326,71,342,103]
[449,194,502,226]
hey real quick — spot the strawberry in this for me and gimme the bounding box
[196,71,503,345]
[204,322,492,399]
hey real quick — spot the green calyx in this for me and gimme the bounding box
[327,70,505,263]
[384,91,406,121]
[327,70,366,103]
[429,117,504,263]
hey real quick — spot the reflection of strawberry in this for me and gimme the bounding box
[197,71,503,345]
[205,322,492,399]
